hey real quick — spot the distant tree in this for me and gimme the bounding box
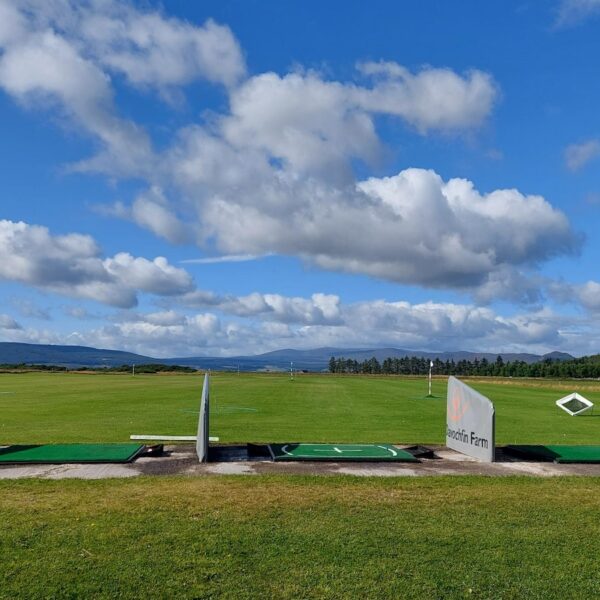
[328,356,336,373]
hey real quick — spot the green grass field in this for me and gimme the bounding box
[2,373,600,599]
[1,372,600,445]
[1,476,600,599]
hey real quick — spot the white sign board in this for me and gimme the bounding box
[446,376,495,462]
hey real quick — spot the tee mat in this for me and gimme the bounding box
[504,445,600,464]
[0,443,145,464]
[268,443,418,462]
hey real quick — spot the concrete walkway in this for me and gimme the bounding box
[1,445,600,479]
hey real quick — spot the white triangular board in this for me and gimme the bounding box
[196,373,210,462]
[556,392,594,416]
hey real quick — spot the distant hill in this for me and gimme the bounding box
[540,351,575,362]
[0,342,576,371]
[0,343,158,368]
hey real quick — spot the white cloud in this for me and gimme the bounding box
[143,310,187,327]
[0,1,244,176]
[167,289,569,353]
[0,23,154,177]
[223,71,381,179]
[222,65,497,178]
[10,298,51,320]
[180,291,342,325]
[63,306,101,320]
[16,299,572,358]
[471,267,544,305]
[0,2,26,46]
[181,254,269,265]
[176,163,576,293]
[130,190,191,245]
[81,13,246,91]
[2,279,596,356]
[0,314,22,330]
[0,220,194,307]
[355,61,498,132]
[341,301,563,349]
[102,253,194,297]
[68,311,224,357]
[555,0,600,27]
[551,279,600,312]
[565,139,600,171]
[98,188,191,244]
[11,0,246,90]
[0,1,582,309]
[578,281,600,310]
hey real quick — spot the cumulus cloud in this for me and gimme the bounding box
[0,19,153,177]
[341,301,563,349]
[550,279,600,312]
[166,289,568,353]
[20,298,571,357]
[179,291,342,325]
[8,0,246,90]
[0,1,582,308]
[471,267,544,305]
[175,161,577,293]
[0,220,194,307]
[68,311,224,357]
[97,188,191,244]
[130,189,191,244]
[565,139,600,171]
[78,12,245,91]
[0,277,594,356]
[355,61,498,132]
[223,71,382,179]
[222,65,497,178]
[0,1,244,175]
[103,253,193,297]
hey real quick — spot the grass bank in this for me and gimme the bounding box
[1,475,599,599]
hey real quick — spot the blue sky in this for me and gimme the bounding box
[0,0,599,357]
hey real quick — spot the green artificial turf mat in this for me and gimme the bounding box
[268,443,418,462]
[505,444,600,463]
[0,443,145,464]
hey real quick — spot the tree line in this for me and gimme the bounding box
[328,354,600,378]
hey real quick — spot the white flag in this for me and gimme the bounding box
[430,361,434,368]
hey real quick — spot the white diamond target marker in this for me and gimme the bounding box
[556,392,594,416]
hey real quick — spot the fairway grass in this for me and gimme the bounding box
[1,372,600,445]
[1,476,600,599]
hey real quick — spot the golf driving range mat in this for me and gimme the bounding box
[0,443,145,464]
[504,445,600,464]
[268,443,419,462]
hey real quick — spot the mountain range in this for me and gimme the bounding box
[0,342,575,372]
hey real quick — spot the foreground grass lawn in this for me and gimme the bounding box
[1,372,600,444]
[1,476,599,599]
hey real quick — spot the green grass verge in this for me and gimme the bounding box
[1,476,599,599]
[1,372,599,444]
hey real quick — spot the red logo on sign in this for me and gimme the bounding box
[448,395,469,422]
